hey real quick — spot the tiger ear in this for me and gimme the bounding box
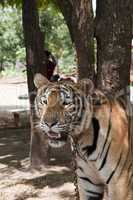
[34,73,49,88]
[77,79,94,96]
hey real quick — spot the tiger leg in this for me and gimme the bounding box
[77,169,104,200]
[77,176,104,200]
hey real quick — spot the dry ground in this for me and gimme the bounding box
[0,128,75,200]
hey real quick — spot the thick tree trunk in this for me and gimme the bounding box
[95,0,132,95]
[22,0,46,90]
[22,0,48,167]
[55,0,95,80]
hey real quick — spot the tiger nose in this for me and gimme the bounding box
[45,121,58,127]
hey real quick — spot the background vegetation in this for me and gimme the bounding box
[0,5,76,77]
[39,6,76,73]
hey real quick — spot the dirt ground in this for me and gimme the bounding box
[0,128,75,200]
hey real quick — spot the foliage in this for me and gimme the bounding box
[0,3,76,76]
[0,65,26,77]
[0,7,25,71]
[1,0,57,9]
[39,6,76,73]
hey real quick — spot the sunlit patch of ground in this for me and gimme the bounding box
[0,128,75,200]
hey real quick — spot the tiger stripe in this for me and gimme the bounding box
[34,73,133,200]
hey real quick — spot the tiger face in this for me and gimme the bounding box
[34,73,94,148]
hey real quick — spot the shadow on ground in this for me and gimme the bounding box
[0,128,29,170]
[0,128,75,200]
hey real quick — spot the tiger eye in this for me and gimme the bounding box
[40,96,47,105]
[63,101,69,106]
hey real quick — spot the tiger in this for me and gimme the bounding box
[34,73,133,200]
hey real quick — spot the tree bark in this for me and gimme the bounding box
[55,0,95,80]
[95,0,132,95]
[22,0,49,167]
[0,60,3,71]
[22,0,46,90]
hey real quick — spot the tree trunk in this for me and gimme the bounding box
[22,0,46,100]
[0,60,3,71]
[55,0,95,80]
[22,0,49,167]
[95,0,132,95]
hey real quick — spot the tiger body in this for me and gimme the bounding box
[76,99,132,200]
[34,73,133,200]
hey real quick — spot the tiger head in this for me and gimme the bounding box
[34,73,94,148]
